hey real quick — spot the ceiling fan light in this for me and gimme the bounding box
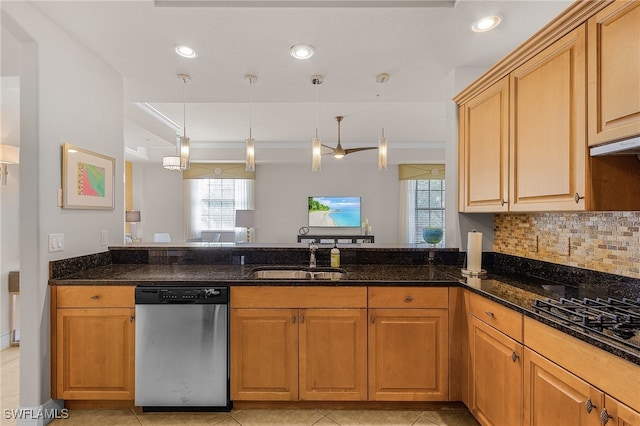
[333,153,345,159]
[312,137,322,172]
[378,136,388,170]
[245,138,255,172]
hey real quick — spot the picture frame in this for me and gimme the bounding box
[61,143,115,209]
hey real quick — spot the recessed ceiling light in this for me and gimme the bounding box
[290,44,315,60]
[471,15,502,33]
[173,45,198,59]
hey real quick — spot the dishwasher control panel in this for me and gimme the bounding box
[135,286,229,304]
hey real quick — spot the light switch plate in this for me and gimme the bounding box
[48,233,64,252]
[101,230,108,246]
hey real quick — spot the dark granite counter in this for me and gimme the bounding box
[48,249,640,366]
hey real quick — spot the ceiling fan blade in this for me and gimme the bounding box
[321,144,335,150]
[344,147,378,155]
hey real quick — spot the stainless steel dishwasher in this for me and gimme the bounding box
[135,286,231,411]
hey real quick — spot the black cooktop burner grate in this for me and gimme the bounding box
[532,297,640,345]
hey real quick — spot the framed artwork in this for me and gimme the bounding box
[62,143,115,209]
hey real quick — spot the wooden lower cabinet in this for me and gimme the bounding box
[230,308,299,401]
[601,395,640,426]
[524,348,602,426]
[368,308,448,401]
[230,307,367,401]
[299,309,367,401]
[468,316,523,426]
[52,286,135,401]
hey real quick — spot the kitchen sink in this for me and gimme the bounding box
[248,267,347,280]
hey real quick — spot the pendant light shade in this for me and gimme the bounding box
[378,131,388,171]
[245,138,255,172]
[311,74,323,172]
[163,74,192,171]
[245,75,257,172]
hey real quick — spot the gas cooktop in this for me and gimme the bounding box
[532,297,640,352]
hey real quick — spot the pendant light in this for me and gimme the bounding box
[311,74,323,172]
[244,74,257,172]
[376,73,390,171]
[163,73,191,171]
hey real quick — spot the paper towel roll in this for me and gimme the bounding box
[467,231,483,272]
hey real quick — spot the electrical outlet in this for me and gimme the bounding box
[48,233,64,252]
[101,230,108,246]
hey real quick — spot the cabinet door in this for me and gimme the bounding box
[469,317,522,426]
[369,309,448,401]
[588,0,640,146]
[230,308,298,401]
[602,395,640,426]
[460,76,510,212]
[56,308,135,400]
[509,25,586,211]
[299,309,367,401]
[524,348,602,426]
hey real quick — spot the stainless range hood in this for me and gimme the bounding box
[590,136,640,156]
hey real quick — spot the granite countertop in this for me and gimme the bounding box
[49,261,640,366]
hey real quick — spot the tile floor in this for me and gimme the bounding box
[2,347,479,426]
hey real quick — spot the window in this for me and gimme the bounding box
[198,179,238,231]
[398,164,445,246]
[185,178,254,239]
[414,179,445,246]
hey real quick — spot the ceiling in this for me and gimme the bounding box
[17,0,574,165]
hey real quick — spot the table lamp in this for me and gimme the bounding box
[125,210,141,241]
[235,210,255,243]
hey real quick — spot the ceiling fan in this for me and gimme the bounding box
[323,115,378,159]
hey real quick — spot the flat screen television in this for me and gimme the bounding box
[308,196,361,228]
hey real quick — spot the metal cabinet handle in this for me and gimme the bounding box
[600,408,613,425]
[405,295,414,303]
[574,192,585,203]
[292,316,296,324]
[511,351,519,362]
[585,398,597,414]
[300,315,305,324]
[129,315,135,323]
[90,295,100,300]
[371,315,376,324]
[501,199,507,206]
[485,311,494,317]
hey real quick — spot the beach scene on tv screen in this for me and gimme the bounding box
[308,196,361,227]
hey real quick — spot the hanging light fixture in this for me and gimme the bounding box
[376,73,390,171]
[311,74,323,172]
[0,145,20,186]
[163,73,192,171]
[244,74,257,172]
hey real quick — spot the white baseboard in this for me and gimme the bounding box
[0,332,10,350]
[13,399,65,426]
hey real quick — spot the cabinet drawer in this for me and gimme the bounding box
[231,286,367,308]
[368,287,448,309]
[469,292,522,342]
[55,286,134,308]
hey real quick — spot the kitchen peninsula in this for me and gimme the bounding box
[49,244,640,425]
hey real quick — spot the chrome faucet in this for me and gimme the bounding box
[309,240,318,268]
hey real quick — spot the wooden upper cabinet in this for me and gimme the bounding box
[459,76,510,212]
[509,25,587,211]
[588,0,640,146]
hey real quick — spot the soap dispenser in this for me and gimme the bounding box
[331,241,341,268]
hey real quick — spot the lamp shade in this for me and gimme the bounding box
[125,210,141,223]
[235,210,255,228]
[0,145,19,164]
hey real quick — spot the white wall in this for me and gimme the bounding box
[0,76,21,349]
[256,163,401,243]
[134,163,184,242]
[2,2,124,412]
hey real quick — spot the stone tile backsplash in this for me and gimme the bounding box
[494,212,640,279]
